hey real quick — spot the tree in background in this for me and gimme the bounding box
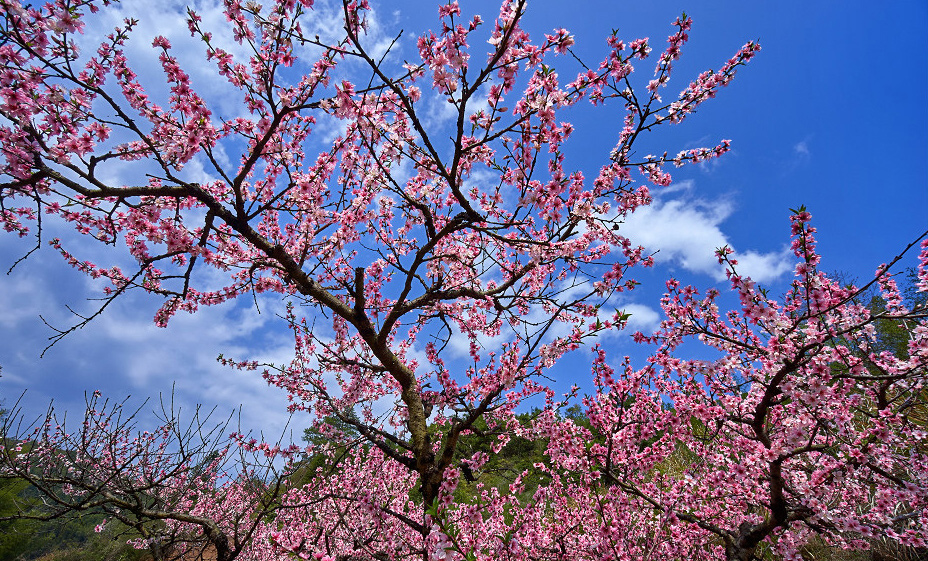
[536,212,928,560]
[0,0,748,526]
[0,0,925,560]
[0,395,38,560]
[0,393,293,561]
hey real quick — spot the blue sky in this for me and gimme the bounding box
[1,0,925,437]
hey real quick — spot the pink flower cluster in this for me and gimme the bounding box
[4,1,925,560]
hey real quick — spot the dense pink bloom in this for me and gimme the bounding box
[2,1,925,560]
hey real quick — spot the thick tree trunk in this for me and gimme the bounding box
[725,521,766,561]
[725,543,756,561]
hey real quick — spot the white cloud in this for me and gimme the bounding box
[0,225,304,437]
[437,277,661,362]
[615,303,660,333]
[620,183,792,283]
[0,271,56,330]
[785,138,812,174]
[0,0,409,440]
[421,88,461,131]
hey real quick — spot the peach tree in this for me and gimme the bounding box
[1,0,925,559]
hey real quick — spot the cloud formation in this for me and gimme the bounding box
[620,183,792,283]
[0,229,304,438]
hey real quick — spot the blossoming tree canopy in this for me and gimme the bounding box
[540,213,928,560]
[0,392,293,561]
[3,0,927,560]
[0,0,758,502]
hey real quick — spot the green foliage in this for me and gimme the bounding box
[0,478,151,561]
[0,476,38,560]
[302,413,363,450]
[34,522,150,561]
[869,269,927,357]
[298,411,550,505]
[436,412,550,504]
[0,474,99,560]
[295,412,365,486]
[1,432,150,561]
[858,270,928,438]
